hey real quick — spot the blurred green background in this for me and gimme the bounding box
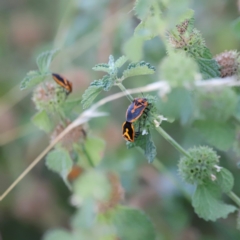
[0,0,240,239]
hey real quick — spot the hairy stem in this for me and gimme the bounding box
[155,126,191,158]
[82,144,95,167]
[116,82,134,102]
[227,191,240,208]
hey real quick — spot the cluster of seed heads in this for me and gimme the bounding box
[32,83,66,112]
[97,172,124,213]
[50,120,86,151]
[178,146,220,185]
[214,50,240,78]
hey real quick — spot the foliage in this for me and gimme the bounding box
[10,0,240,239]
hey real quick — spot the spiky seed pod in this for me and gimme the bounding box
[50,120,87,151]
[32,83,66,112]
[98,172,124,213]
[214,50,239,78]
[178,146,220,185]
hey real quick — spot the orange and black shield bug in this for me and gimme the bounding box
[67,165,83,181]
[122,121,135,142]
[52,73,73,94]
[126,98,148,122]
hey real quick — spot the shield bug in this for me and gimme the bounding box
[122,121,135,142]
[52,73,73,95]
[126,98,149,123]
[67,165,83,181]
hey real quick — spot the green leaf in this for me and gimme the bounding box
[32,110,52,132]
[231,17,240,39]
[92,63,110,73]
[200,47,213,59]
[158,88,194,125]
[62,97,82,115]
[43,229,72,240]
[127,132,156,163]
[193,120,235,151]
[192,181,236,221]
[108,55,116,75]
[124,36,144,62]
[81,85,102,109]
[134,15,162,41]
[102,75,114,91]
[113,206,156,240]
[71,201,96,229]
[138,133,157,163]
[196,58,220,80]
[84,136,106,166]
[81,74,115,109]
[73,170,110,201]
[37,49,59,74]
[160,51,199,87]
[20,71,47,90]
[134,0,153,20]
[114,55,128,69]
[216,168,234,193]
[45,149,73,177]
[196,88,238,122]
[123,61,155,79]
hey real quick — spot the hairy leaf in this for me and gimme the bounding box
[81,84,102,109]
[20,71,47,90]
[113,206,156,240]
[160,52,198,87]
[45,149,73,177]
[124,36,144,62]
[127,132,156,163]
[92,63,110,73]
[43,229,72,240]
[37,49,59,74]
[159,88,194,125]
[134,0,153,20]
[32,110,52,132]
[196,88,238,122]
[114,55,128,69]
[135,14,162,41]
[102,75,114,91]
[62,96,82,115]
[123,61,155,79]
[192,181,236,221]
[216,168,234,193]
[73,170,110,201]
[84,136,106,166]
[193,120,235,151]
[231,17,240,39]
[196,58,220,80]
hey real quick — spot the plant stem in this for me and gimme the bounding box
[155,126,191,158]
[82,143,95,167]
[116,82,134,102]
[227,191,240,208]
